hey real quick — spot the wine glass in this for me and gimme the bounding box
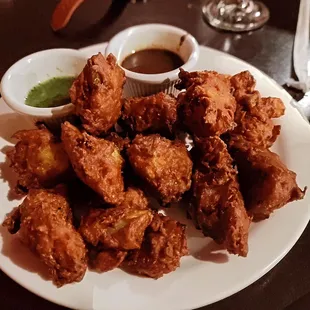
[202,0,270,32]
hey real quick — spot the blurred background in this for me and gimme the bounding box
[0,0,299,87]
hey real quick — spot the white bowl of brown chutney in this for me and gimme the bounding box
[1,48,87,126]
[105,23,200,97]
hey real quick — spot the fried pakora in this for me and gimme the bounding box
[2,188,87,287]
[123,213,188,278]
[80,188,153,273]
[127,134,193,205]
[79,188,153,250]
[89,249,127,273]
[61,122,124,205]
[104,132,131,152]
[66,179,105,228]
[228,71,285,148]
[176,69,236,137]
[188,136,250,257]
[122,92,178,133]
[7,127,70,192]
[232,143,306,220]
[70,53,125,135]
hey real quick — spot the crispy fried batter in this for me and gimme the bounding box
[90,249,127,273]
[176,70,236,136]
[229,110,281,148]
[229,71,285,148]
[80,188,152,273]
[233,143,306,220]
[79,188,153,250]
[189,137,250,257]
[105,132,131,151]
[70,53,125,135]
[122,92,178,133]
[66,179,105,227]
[127,134,193,205]
[123,213,188,278]
[61,122,124,205]
[2,188,87,287]
[7,128,70,191]
[2,206,21,234]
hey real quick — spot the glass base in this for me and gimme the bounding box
[202,0,270,32]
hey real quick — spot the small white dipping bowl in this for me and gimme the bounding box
[1,48,87,127]
[105,23,199,97]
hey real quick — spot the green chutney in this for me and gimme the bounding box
[25,76,75,108]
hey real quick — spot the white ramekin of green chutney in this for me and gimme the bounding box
[1,48,87,127]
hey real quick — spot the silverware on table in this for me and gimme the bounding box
[287,0,310,119]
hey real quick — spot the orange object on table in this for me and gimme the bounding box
[51,0,85,31]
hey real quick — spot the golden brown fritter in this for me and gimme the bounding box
[80,188,152,273]
[61,122,124,205]
[66,179,105,227]
[122,92,178,133]
[105,132,131,152]
[2,206,21,234]
[229,71,285,148]
[127,134,193,205]
[90,249,127,273]
[231,71,285,119]
[228,111,281,149]
[230,69,256,97]
[188,137,250,257]
[176,69,236,137]
[232,143,306,220]
[70,53,125,135]
[79,188,153,250]
[2,188,87,287]
[7,128,70,192]
[123,213,188,278]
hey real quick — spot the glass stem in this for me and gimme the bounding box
[222,0,250,4]
[203,0,270,32]
[232,0,254,12]
[239,0,253,9]
[221,0,253,8]
[239,0,251,4]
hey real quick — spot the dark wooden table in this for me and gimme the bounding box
[0,0,309,309]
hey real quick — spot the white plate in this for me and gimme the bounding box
[0,43,310,310]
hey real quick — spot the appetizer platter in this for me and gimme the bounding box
[0,26,310,310]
